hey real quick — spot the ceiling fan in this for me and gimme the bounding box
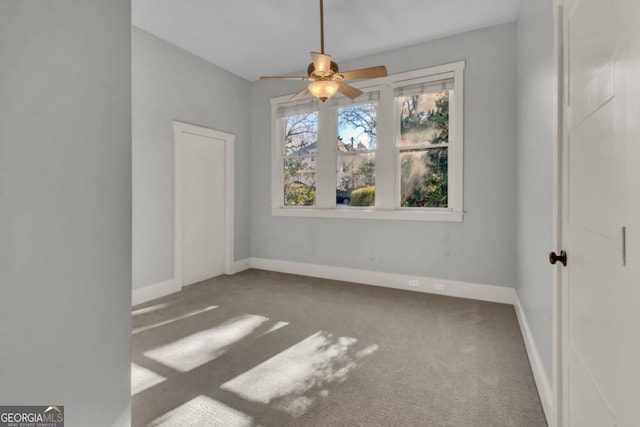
[260,0,388,102]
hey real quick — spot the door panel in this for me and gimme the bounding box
[567,229,615,401]
[568,101,614,236]
[568,358,615,427]
[567,0,615,127]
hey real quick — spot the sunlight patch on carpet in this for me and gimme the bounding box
[131,363,165,396]
[259,321,289,336]
[133,303,170,316]
[133,305,219,335]
[144,314,268,371]
[145,395,253,427]
[220,331,378,416]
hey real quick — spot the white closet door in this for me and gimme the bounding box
[181,132,226,286]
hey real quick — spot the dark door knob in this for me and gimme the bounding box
[549,250,567,266]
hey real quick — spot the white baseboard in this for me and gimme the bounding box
[249,257,516,305]
[514,294,554,425]
[229,258,252,275]
[132,259,252,307]
[132,279,181,306]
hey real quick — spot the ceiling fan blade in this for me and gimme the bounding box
[260,76,309,81]
[337,82,363,100]
[311,52,331,73]
[338,66,388,81]
[290,87,310,101]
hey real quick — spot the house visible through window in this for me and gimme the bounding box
[271,61,464,222]
[336,99,378,207]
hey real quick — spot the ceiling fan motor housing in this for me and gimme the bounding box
[308,61,340,79]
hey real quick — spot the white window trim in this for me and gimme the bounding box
[270,60,465,222]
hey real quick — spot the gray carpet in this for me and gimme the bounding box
[131,269,547,427]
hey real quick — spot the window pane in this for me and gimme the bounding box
[337,103,377,152]
[398,91,449,147]
[284,157,316,206]
[283,112,318,156]
[336,153,375,207]
[400,148,448,208]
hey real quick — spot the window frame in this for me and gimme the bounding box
[270,61,465,222]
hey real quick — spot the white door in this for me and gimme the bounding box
[174,122,235,288]
[560,0,640,425]
[182,132,226,285]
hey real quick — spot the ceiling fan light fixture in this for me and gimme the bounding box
[308,80,339,101]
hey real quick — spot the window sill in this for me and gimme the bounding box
[271,208,464,222]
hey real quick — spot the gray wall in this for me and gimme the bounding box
[251,23,519,288]
[0,1,132,425]
[516,0,555,382]
[132,27,252,289]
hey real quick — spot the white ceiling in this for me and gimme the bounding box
[132,0,520,81]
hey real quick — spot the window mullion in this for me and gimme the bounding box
[271,101,284,208]
[449,71,464,213]
[315,101,334,208]
[374,85,396,210]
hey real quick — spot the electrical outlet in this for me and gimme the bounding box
[434,283,445,290]
[408,280,420,287]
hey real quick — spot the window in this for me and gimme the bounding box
[396,80,452,208]
[336,97,378,207]
[271,61,464,222]
[277,101,318,207]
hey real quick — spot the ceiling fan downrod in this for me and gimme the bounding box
[319,0,325,54]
